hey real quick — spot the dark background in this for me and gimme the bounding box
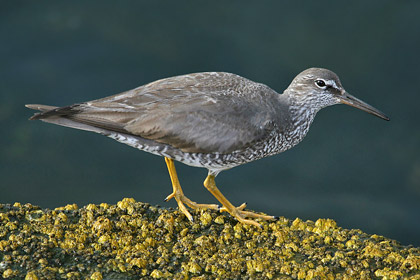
[1,1,419,246]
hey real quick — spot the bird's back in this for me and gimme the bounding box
[28,72,286,160]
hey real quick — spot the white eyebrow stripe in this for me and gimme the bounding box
[325,79,339,89]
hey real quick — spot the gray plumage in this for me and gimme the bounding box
[26,68,389,175]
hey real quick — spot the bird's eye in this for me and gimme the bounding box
[315,79,326,88]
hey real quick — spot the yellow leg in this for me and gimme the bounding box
[203,174,276,227]
[164,157,219,221]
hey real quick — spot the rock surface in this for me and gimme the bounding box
[0,198,419,279]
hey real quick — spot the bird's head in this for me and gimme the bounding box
[286,67,389,121]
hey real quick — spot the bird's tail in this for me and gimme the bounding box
[25,104,59,120]
[25,104,81,120]
[25,103,109,134]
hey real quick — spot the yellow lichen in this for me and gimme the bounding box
[24,271,38,280]
[188,262,202,274]
[0,200,419,279]
[55,204,78,211]
[3,268,16,278]
[214,215,224,224]
[199,211,212,226]
[374,267,403,279]
[92,217,112,234]
[401,255,420,270]
[54,212,68,225]
[150,269,172,278]
[86,204,97,211]
[117,198,136,215]
[89,271,102,280]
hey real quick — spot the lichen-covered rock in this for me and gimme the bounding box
[0,199,419,279]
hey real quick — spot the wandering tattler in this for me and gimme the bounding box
[26,68,389,227]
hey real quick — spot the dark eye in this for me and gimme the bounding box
[315,79,326,88]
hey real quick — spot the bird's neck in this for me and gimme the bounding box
[276,91,321,145]
[282,91,322,130]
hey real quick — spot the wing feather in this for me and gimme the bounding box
[28,72,281,154]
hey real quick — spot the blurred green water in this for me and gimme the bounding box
[1,1,419,246]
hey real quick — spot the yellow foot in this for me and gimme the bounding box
[164,157,219,222]
[204,174,277,228]
[164,191,219,210]
[220,202,276,227]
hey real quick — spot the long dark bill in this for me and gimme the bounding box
[339,92,390,121]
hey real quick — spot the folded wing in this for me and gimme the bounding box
[27,72,278,154]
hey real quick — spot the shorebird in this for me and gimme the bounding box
[26,68,389,227]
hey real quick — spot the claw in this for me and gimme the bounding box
[187,214,194,223]
[164,193,175,202]
[237,202,247,210]
[203,174,276,228]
